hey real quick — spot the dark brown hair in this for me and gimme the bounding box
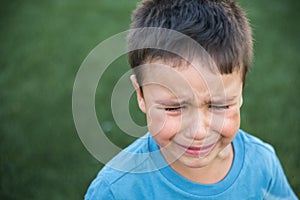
[127,0,253,85]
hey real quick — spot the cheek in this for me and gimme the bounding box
[148,112,181,146]
[146,109,165,136]
[219,108,240,138]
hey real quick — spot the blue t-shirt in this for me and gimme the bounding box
[85,130,297,199]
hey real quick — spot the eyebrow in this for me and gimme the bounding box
[209,96,238,104]
[155,96,238,106]
[154,99,190,106]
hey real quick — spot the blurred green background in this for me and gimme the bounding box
[0,0,299,199]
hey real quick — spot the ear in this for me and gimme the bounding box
[130,75,146,113]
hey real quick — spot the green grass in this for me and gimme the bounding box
[0,0,299,199]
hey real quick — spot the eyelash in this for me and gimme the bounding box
[164,105,229,112]
[164,107,182,112]
[209,105,229,109]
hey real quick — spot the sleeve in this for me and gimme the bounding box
[84,176,115,200]
[264,152,298,200]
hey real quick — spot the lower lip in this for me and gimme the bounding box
[177,143,215,156]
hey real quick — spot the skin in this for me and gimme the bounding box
[131,60,243,184]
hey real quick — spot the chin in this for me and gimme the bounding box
[178,156,212,169]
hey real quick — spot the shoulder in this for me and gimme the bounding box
[95,133,151,180]
[238,129,275,156]
[231,130,278,182]
[84,174,115,200]
[237,130,298,199]
[85,134,152,199]
[236,129,280,178]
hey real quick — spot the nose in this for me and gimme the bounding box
[183,110,209,140]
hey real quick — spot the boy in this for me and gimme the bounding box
[85,0,297,199]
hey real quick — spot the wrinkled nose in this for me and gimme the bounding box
[183,111,209,140]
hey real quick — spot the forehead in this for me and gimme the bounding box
[141,60,243,100]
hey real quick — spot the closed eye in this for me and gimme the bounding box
[209,105,229,109]
[164,107,182,111]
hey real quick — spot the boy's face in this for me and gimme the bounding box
[131,60,243,169]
